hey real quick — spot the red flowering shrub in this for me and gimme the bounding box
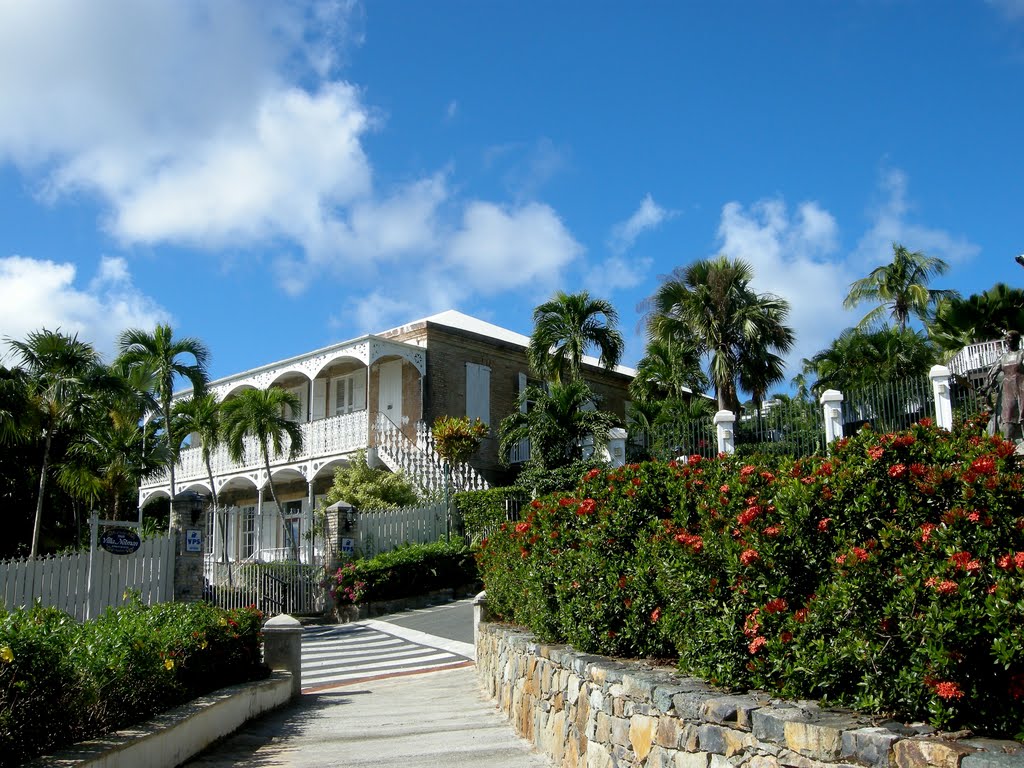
[477,419,1024,736]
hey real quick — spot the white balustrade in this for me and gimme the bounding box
[142,411,370,490]
[949,339,1006,377]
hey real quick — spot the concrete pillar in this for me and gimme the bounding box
[930,365,953,431]
[820,389,844,446]
[472,591,489,653]
[713,410,736,455]
[263,613,303,698]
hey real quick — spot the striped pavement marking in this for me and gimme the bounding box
[301,621,473,692]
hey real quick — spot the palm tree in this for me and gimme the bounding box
[220,387,304,560]
[173,392,227,564]
[117,324,210,497]
[844,243,958,331]
[802,326,937,394]
[527,291,625,383]
[498,379,616,470]
[929,283,1024,357]
[0,366,32,446]
[629,337,708,403]
[6,330,111,556]
[643,255,795,412]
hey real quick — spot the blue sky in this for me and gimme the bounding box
[1,0,1022,389]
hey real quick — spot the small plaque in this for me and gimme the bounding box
[100,528,141,555]
[185,529,202,553]
[340,537,355,556]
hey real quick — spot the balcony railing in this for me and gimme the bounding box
[949,339,1005,377]
[142,410,369,489]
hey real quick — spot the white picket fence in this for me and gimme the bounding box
[357,501,448,555]
[0,534,174,622]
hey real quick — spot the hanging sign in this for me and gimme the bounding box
[100,527,141,555]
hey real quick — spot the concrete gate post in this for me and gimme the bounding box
[264,614,303,698]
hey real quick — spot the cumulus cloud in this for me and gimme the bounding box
[609,194,673,254]
[583,255,654,298]
[854,169,980,268]
[0,255,171,361]
[716,198,855,378]
[446,201,583,296]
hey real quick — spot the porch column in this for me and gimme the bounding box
[256,486,265,560]
[929,365,953,431]
[307,480,315,565]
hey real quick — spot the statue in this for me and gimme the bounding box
[985,330,1024,443]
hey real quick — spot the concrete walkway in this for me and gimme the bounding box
[185,665,550,767]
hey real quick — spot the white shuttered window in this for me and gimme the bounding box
[465,363,491,426]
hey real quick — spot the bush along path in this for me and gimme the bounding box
[477,415,1024,739]
[0,598,267,767]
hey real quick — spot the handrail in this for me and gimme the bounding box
[373,414,489,494]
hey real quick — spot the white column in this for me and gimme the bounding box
[929,365,953,431]
[256,486,265,560]
[820,389,844,445]
[713,410,736,454]
[306,480,315,565]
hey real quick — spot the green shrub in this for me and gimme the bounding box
[455,487,526,543]
[477,417,1024,737]
[332,539,479,606]
[0,599,267,766]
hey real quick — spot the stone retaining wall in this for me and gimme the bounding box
[476,623,1024,768]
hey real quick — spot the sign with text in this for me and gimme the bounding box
[340,537,355,556]
[100,528,141,555]
[185,529,202,553]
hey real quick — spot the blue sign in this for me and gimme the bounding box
[341,537,355,556]
[100,528,141,555]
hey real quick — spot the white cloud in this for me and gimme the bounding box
[446,100,459,120]
[446,201,583,295]
[854,169,980,268]
[0,255,171,361]
[583,255,654,298]
[609,195,673,254]
[716,198,855,379]
[987,0,1024,18]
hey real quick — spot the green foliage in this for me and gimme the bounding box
[527,290,624,383]
[0,599,266,766]
[324,449,420,511]
[455,486,527,542]
[513,456,608,496]
[332,540,478,605]
[432,415,489,464]
[477,419,1024,736]
[802,325,938,394]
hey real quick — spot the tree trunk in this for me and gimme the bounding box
[30,430,53,558]
[264,452,299,561]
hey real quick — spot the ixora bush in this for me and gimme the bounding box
[0,598,267,767]
[328,539,479,609]
[476,416,1024,738]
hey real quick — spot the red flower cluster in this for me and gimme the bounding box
[737,503,762,527]
[650,607,661,622]
[867,446,884,460]
[740,549,760,566]
[948,551,981,573]
[817,518,832,532]
[675,531,704,553]
[927,679,965,700]
[925,577,959,595]
[888,463,907,478]
[971,455,997,476]
[740,464,757,479]
[996,551,1024,571]
[576,498,597,516]
[748,636,767,654]
[514,521,530,534]
[764,597,788,614]
[583,467,602,482]
[836,547,869,565]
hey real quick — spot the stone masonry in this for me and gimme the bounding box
[476,623,1024,768]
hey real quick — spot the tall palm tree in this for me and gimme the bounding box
[498,379,616,469]
[117,324,210,497]
[0,366,32,446]
[173,392,227,564]
[802,326,937,394]
[643,255,795,412]
[844,243,958,331]
[220,387,304,560]
[527,291,625,383]
[7,330,111,556]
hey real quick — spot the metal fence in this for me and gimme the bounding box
[735,400,826,459]
[203,557,323,616]
[643,417,719,462]
[840,376,936,435]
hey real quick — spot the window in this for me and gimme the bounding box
[240,506,256,560]
[285,384,307,422]
[282,500,303,554]
[465,363,491,426]
[330,373,366,416]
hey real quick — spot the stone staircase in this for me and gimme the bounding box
[373,414,489,496]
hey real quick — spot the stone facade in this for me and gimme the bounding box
[476,623,1024,768]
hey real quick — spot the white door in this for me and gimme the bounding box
[378,360,403,426]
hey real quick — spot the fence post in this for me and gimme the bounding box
[263,613,303,698]
[820,389,844,446]
[713,410,736,454]
[473,590,488,653]
[929,365,953,430]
